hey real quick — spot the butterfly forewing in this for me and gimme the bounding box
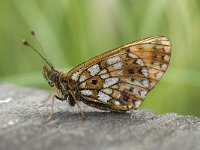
[66,36,171,111]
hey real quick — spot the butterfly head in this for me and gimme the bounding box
[43,65,59,87]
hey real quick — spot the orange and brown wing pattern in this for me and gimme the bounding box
[67,36,171,111]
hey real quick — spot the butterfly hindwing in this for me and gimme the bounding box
[67,36,171,111]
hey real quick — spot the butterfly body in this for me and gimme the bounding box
[43,36,171,112]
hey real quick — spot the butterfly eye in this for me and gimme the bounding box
[49,71,58,83]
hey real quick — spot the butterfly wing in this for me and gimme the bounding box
[66,36,171,111]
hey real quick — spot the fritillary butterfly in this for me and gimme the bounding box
[23,33,171,116]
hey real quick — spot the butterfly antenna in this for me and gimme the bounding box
[30,31,51,63]
[22,38,54,69]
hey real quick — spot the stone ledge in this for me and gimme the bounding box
[0,84,199,150]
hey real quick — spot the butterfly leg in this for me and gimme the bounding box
[56,91,84,119]
[55,95,65,101]
[42,95,55,124]
[43,87,56,102]
[68,90,85,119]
[37,87,55,109]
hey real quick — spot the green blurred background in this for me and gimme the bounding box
[0,0,199,116]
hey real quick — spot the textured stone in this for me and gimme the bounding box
[0,84,200,150]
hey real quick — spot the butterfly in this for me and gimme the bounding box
[23,32,171,117]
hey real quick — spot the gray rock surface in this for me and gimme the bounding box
[0,84,200,150]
